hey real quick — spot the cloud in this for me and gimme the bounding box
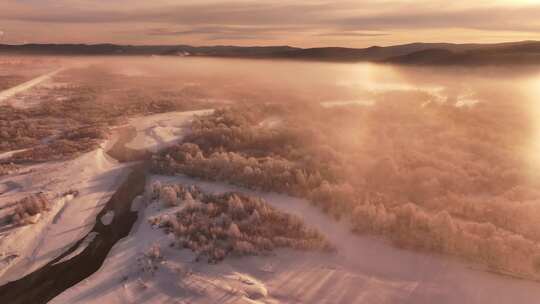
[0,2,335,25]
[1,1,539,46]
[4,2,540,35]
[316,31,390,38]
[144,25,302,41]
[337,6,540,32]
[3,1,540,33]
[146,26,297,36]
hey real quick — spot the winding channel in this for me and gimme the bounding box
[0,127,150,304]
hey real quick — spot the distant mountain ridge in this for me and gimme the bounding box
[1,41,540,65]
[0,44,299,57]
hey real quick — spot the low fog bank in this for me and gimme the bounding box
[132,57,540,279]
[5,55,539,108]
[47,56,540,110]
[152,100,540,279]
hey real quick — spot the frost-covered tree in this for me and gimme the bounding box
[152,183,332,263]
[158,186,177,206]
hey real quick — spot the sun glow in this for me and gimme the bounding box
[522,74,540,171]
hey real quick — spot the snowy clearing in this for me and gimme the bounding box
[125,110,213,152]
[52,175,540,304]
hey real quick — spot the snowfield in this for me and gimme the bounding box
[52,175,540,304]
[1,104,539,303]
[125,110,213,152]
[0,107,526,304]
[0,143,130,285]
[0,107,216,298]
[0,106,212,289]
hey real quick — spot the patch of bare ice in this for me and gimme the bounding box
[100,211,114,226]
[54,232,98,265]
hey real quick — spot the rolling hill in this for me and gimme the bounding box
[1,41,540,65]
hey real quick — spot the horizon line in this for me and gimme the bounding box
[0,39,538,50]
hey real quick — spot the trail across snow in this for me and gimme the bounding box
[0,67,64,106]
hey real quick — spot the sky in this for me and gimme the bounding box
[0,0,540,47]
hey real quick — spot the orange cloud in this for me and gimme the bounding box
[0,1,539,47]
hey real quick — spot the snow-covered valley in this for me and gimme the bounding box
[1,57,540,304]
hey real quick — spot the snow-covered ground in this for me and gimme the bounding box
[3,108,539,303]
[258,116,283,129]
[0,108,213,288]
[52,174,540,304]
[0,144,130,285]
[125,110,213,152]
